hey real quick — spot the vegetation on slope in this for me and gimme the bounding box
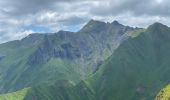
[1,23,150,100]
[126,28,145,38]
[1,21,169,100]
[0,20,135,94]
[155,84,170,100]
[0,88,29,100]
[90,22,170,100]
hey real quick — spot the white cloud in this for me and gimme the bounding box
[0,0,170,43]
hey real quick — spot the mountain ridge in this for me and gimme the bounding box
[0,19,137,94]
[0,20,169,100]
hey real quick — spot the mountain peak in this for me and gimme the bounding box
[151,22,164,26]
[88,19,96,23]
[112,20,119,24]
[146,22,170,40]
[87,19,106,25]
[79,19,106,32]
[111,20,124,27]
[21,33,44,42]
[147,22,169,31]
[57,30,73,34]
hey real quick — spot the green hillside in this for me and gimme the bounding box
[155,84,170,100]
[0,88,29,100]
[10,22,170,100]
[1,21,169,100]
[0,20,135,94]
[89,22,170,100]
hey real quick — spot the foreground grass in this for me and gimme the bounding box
[0,88,29,100]
[155,84,170,100]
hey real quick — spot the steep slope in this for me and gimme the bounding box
[0,80,95,100]
[89,22,170,100]
[0,20,135,94]
[14,22,170,100]
[0,27,145,100]
[1,22,169,100]
[0,88,29,100]
[0,34,45,93]
[23,80,96,100]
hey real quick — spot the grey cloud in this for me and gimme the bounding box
[58,16,88,26]
[1,0,57,16]
[1,0,170,43]
[0,0,95,16]
[90,0,170,17]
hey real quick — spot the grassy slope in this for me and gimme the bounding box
[155,84,170,100]
[24,80,95,100]
[0,33,83,93]
[0,80,95,100]
[0,20,133,94]
[0,27,146,100]
[0,28,145,100]
[0,34,78,93]
[0,88,29,100]
[89,23,170,100]
[0,36,43,93]
[0,21,146,100]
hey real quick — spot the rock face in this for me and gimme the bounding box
[2,21,170,100]
[19,22,170,100]
[0,20,136,93]
[28,20,135,74]
[0,54,5,61]
[28,35,81,65]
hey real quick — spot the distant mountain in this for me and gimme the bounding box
[0,19,136,94]
[4,22,170,100]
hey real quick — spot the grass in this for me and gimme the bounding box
[0,88,29,100]
[126,29,146,38]
[155,84,170,100]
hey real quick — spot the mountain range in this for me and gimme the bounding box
[0,20,169,100]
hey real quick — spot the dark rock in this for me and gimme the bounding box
[0,54,5,61]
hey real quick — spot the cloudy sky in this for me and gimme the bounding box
[0,0,170,43]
